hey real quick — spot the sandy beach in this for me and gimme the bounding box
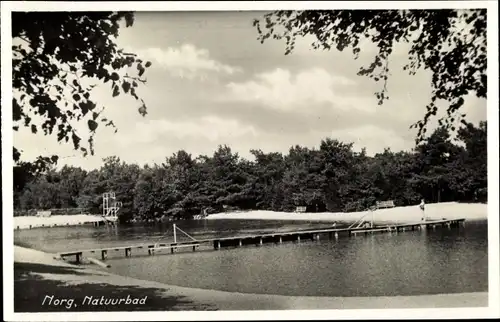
[14,214,104,230]
[13,245,488,311]
[13,202,487,231]
[206,202,488,224]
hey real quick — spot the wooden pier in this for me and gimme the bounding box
[58,218,466,264]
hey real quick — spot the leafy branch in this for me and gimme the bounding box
[253,9,486,142]
[12,11,153,162]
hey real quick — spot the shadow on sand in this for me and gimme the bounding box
[14,262,217,312]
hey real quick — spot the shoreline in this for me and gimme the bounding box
[13,202,488,231]
[13,245,488,311]
[14,214,105,230]
[206,202,488,223]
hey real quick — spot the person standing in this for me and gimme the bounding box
[419,199,426,221]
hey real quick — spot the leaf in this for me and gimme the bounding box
[88,119,98,131]
[145,61,152,68]
[72,79,78,87]
[71,132,81,149]
[78,102,89,116]
[138,105,147,116]
[31,124,37,134]
[72,93,81,101]
[87,101,96,111]
[138,64,145,77]
[112,86,120,97]
[122,81,131,93]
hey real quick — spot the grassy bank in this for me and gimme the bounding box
[13,246,488,312]
[206,202,488,224]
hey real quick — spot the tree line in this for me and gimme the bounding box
[13,122,487,223]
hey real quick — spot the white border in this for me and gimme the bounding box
[2,1,499,321]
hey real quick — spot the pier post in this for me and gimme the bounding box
[259,238,263,246]
[239,239,243,247]
[216,241,221,250]
[297,235,301,243]
[279,236,282,244]
[316,234,320,241]
[335,232,339,239]
[125,248,131,257]
[75,253,82,264]
[101,250,108,260]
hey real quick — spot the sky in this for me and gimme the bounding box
[14,11,487,170]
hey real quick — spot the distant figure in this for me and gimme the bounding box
[420,199,426,221]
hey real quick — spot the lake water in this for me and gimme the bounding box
[14,219,488,297]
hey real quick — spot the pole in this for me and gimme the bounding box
[371,208,374,228]
[173,223,177,243]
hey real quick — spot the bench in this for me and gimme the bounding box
[295,206,307,213]
[376,200,395,209]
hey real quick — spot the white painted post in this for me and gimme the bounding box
[173,224,177,244]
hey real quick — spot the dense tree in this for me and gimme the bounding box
[13,123,487,221]
[253,9,487,141]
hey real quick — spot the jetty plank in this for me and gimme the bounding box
[57,218,465,261]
